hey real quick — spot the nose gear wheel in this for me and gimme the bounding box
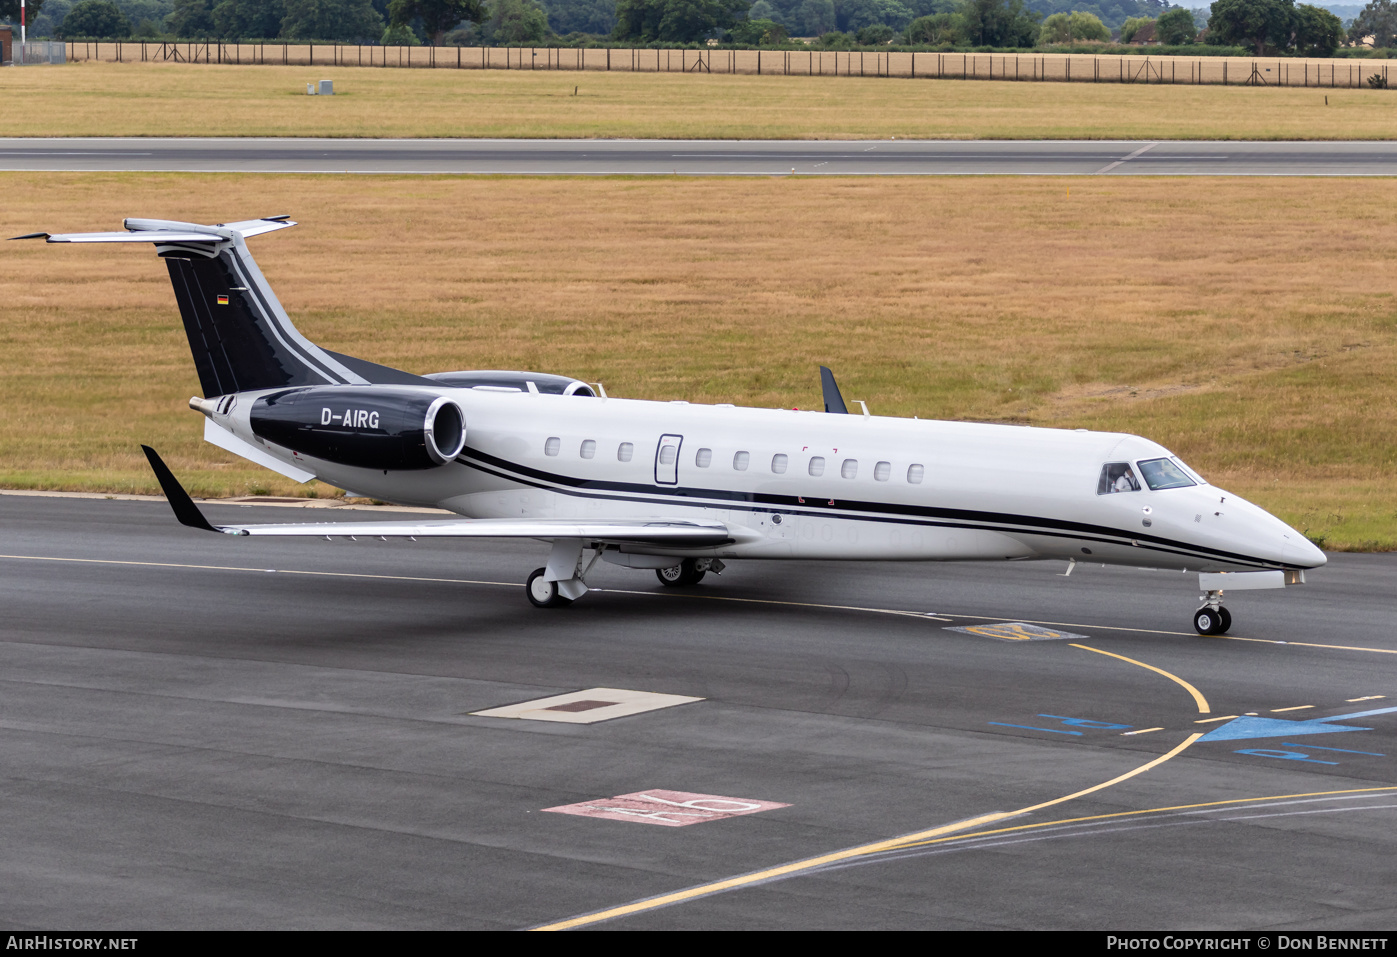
[1193,605,1231,635]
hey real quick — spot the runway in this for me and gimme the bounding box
[2,493,1395,929]
[2,137,1397,176]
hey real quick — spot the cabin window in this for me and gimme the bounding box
[659,444,678,466]
[1137,457,1196,491]
[771,453,788,474]
[907,464,925,484]
[874,461,891,482]
[696,448,712,468]
[1098,462,1140,494]
[617,442,634,462]
[841,459,858,479]
[808,456,825,477]
[545,437,561,457]
[733,451,750,471]
[579,440,596,460]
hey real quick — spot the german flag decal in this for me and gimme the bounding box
[216,294,229,305]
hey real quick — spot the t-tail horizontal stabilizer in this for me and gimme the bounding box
[14,216,433,397]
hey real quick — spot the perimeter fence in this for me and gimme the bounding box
[14,41,67,65]
[62,41,1397,88]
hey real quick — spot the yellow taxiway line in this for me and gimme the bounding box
[1069,643,1212,714]
[3,550,1381,928]
[535,643,1214,930]
[890,785,1397,851]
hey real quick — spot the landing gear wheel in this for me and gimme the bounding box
[656,558,707,587]
[526,567,573,608]
[1193,606,1228,636]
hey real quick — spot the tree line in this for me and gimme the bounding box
[4,0,1377,56]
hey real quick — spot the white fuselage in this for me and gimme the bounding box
[211,387,1325,574]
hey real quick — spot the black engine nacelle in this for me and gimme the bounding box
[250,387,466,471]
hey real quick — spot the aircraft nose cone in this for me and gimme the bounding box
[1284,534,1327,569]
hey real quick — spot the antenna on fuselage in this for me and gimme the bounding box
[819,366,849,415]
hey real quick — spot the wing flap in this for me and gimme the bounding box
[217,518,741,547]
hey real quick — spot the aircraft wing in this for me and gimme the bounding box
[142,446,745,548]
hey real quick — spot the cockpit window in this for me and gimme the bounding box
[1138,457,1196,491]
[1097,462,1140,495]
[1172,456,1207,486]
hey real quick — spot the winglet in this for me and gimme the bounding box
[8,232,50,241]
[820,366,849,414]
[141,445,218,533]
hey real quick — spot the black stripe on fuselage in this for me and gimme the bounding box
[455,447,1281,569]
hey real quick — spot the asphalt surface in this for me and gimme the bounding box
[2,492,1395,930]
[3,138,1397,176]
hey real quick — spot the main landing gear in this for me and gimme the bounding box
[656,556,720,586]
[525,538,598,609]
[1193,589,1232,636]
[656,558,723,588]
[527,567,573,608]
[524,545,726,608]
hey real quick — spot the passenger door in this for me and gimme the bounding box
[654,434,682,486]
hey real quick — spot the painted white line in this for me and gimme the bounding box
[1094,142,1159,175]
[472,688,702,724]
[543,789,788,827]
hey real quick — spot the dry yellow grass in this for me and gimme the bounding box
[2,173,1395,548]
[3,60,1397,139]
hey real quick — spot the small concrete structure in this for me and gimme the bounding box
[307,79,334,95]
[1,26,12,66]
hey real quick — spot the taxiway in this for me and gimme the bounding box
[2,137,1396,176]
[1,494,1394,929]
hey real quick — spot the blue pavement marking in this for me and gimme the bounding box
[987,723,1083,735]
[1200,705,1397,743]
[1038,714,1131,730]
[1234,749,1339,765]
[988,714,1136,736]
[1281,742,1385,756]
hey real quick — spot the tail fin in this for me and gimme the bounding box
[27,217,430,396]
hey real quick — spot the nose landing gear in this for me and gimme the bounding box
[1193,589,1232,635]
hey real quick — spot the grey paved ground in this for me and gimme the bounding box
[1,493,1394,929]
[1,138,1396,176]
